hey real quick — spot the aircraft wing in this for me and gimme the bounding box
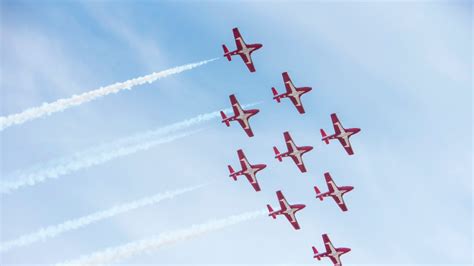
[324,173,336,193]
[332,195,348,211]
[329,255,341,266]
[276,190,287,209]
[276,190,291,213]
[338,138,354,155]
[232,28,244,50]
[229,94,242,116]
[238,53,256,72]
[291,156,307,172]
[283,132,295,153]
[237,120,254,137]
[290,97,306,114]
[285,214,301,230]
[322,234,333,253]
[282,72,294,93]
[237,149,248,171]
[244,173,261,191]
[331,113,344,135]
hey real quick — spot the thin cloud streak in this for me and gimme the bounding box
[0,129,202,194]
[56,209,266,266]
[0,184,206,252]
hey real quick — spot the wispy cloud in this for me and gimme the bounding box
[0,58,218,131]
[0,130,200,194]
[1,103,260,194]
[0,184,205,252]
[56,209,266,266]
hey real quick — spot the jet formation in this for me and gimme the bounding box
[220,27,361,266]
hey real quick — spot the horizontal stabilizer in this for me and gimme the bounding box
[222,45,232,61]
[273,146,282,161]
[267,204,277,219]
[320,129,329,144]
[271,87,281,102]
[314,186,324,201]
[228,165,237,180]
[312,246,321,260]
[221,111,230,126]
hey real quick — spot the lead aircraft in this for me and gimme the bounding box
[312,234,351,266]
[221,94,259,137]
[272,72,312,114]
[321,113,361,155]
[273,131,313,173]
[314,172,353,212]
[267,190,306,230]
[228,149,266,192]
[222,27,263,72]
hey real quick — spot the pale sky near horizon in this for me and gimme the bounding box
[1,1,472,265]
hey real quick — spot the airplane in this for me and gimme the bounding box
[320,113,361,155]
[221,94,259,137]
[222,27,263,72]
[267,190,306,230]
[228,149,267,192]
[312,234,351,266]
[273,131,313,173]
[314,172,354,212]
[272,72,312,114]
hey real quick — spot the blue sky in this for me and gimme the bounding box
[0,1,472,265]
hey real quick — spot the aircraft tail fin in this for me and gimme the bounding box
[228,165,237,180]
[220,111,230,126]
[273,146,282,161]
[271,87,281,102]
[320,129,330,144]
[267,204,277,219]
[314,186,324,201]
[312,246,321,260]
[222,45,232,61]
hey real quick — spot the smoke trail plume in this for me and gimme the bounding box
[0,184,205,252]
[0,58,218,131]
[0,129,201,194]
[56,209,266,266]
[1,103,260,194]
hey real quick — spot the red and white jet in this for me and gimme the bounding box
[272,72,312,114]
[228,149,267,192]
[321,113,361,155]
[312,234,351,266]
[273,131,313,173]
[222,27,263,72]
[314,172,354,212]
[267,190,306,230]
[221,94,259,137]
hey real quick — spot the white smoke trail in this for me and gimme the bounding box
[1,103,260,194]
[0,58,218,131]
[56,209,266,266]
[0,184,205,253]
[0,129,201,194]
